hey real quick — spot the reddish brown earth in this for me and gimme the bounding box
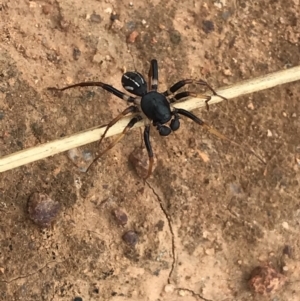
[0,1,300,300]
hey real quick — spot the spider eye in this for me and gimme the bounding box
[121,72,147,96]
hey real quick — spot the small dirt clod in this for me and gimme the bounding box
[112,208,128,226]
[90,13,102,23]
[28,192,61,227]
[248,264,286,295]
[127,30,139,43]
[73,47,81,60]
[169,29,181,44]
[129,147,156,178]
[202,20,215,34]
[122,230,139,247]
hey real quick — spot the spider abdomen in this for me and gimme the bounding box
[141,91,172,124]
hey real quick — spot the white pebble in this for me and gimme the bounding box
[164,284,175,293]
[178,290,186,297]
[267,129,272,137]
[248,102,255,110]
[105,55,112,61]
[104,7,113,14]
[282,221,289,229]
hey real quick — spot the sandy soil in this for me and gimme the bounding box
[0,0,300,300]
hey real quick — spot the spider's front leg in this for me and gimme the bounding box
[164,79,226,110]
[48,81,136,103]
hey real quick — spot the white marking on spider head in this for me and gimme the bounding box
[123,73,141,88]
[124,85,134,91]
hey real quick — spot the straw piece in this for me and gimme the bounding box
[1,65,300,172]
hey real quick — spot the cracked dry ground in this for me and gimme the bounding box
[1,0,300,301]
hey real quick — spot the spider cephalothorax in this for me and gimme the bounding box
[49,59,228,178]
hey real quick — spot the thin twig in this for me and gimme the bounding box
[1,65,300,172]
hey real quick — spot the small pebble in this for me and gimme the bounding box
[223,68,233,76]
[248,102,255,110]
[248,264,286,295]
[112,208,128,226]
[169,30,181,44]
[283,245,292,258]
[74,297,83,301]
[214,2,222,9]
[90,13,102,23]
[202,20,214,34]
[29,1,37,8]
[59,18,70,30]
[28,193,61,227]
[105,55,112,61]
[188,137,196,148]
[122,230,139,247]
[42,4,52,15]
[127,30,139,43]
[110,12,119,22]
[178,290,186,297]
[164,284,175,293]
[129,147,157,178]
[104,7,113,14]
[282,221,289,229]
[267,129,272,137]
[155,220,164,231]
[282,266,289,272]
[67,148,93,172]
[73,47,81,60]
[111,19,123,31]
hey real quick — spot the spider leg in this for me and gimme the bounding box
[87,115,143,172]
[163,79,226,110]
[143,125,154,179]
[98,105,139,147]
[48,81,136,103]
[174,108,231,141]
[148,59,158,91]
[175,108,266,164]
[168,91,211,104]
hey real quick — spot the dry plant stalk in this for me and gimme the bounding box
[1,65,300,172]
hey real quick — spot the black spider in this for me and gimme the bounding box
[49,59,228,179]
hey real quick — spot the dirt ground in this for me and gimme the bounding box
[0,0,300,300]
